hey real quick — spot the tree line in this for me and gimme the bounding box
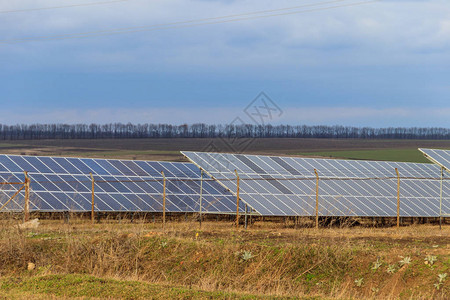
[0,123,449,140]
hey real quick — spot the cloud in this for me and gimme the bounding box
[1,0,450,72]
[0,0,449,127]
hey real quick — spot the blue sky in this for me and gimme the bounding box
[1,0,449,126]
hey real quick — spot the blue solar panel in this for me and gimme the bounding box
[0,154,240,214]
[420,148,450,173]
[182,151,450,217]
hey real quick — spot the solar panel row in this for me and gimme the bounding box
[2,151,449,218]
[419,148,450,173]
[0,155,239,214]
[182,151,450,217]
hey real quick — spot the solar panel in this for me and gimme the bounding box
[0,154,238,214]
[182,151,450,217]
[419,148,450,173]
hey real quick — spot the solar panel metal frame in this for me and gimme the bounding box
[419,148,450,173]
[182,151,450,217]
[418,148,450,217]
[0,154,240,214]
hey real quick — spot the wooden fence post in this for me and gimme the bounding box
[244,204,248,229]
[314,169,319,229]
[395,168,400,229]
[24,171,30,222]
[235,170,240,229]
[161,171,166,231]
[90,173,95,224]
[199,170,203,229]
[439,167,443,230]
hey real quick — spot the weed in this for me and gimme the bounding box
[241,250,254,262]
[371,258,382,271]
[435,273,447,290]
[354,278,363,287]
[425,255,437,266]
[387,264,397,274]
[399,256,412,266]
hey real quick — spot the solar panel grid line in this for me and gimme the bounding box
[317,186,349,215]
[132,162,197,212]
[237,155,301,214]
[33,191,57,211]
[419,148,450,173]
[231,152,434,177]
[49,192,84,211]
[184,152,263,215]
[316,159,392,215]
[9,192,24,210]
[123,175,181,212]
[0,154,238,214]
[187,152,338,216]
[322,159,443,216]
[4,154,192,179]
[95,177,143,211]
[235,154,322,215]
[182,151,450,217]
[380,163,439,215]
[258,157,348,216]
[403,178,434,198]
[232,156,297,215]
[344,160,416,215]
[417,149,450,217]
[106,175,155,210]
[7,172,450,183]
[40,157,67,174]
[235,189,448,200]
[163,162,219,212]
[327,180,381,215]
[257,156,301,186]
[36,173,86,211]
[0,186,25,211]
[37,156,67,174]
[415,160,437,175]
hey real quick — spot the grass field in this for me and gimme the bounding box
[1,274,288,300]
[1,138,450,162]
[0,139,449,299]
[0,219,448,299]
[296,149,431,163]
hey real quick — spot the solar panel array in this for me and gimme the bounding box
[182,151,450,217]
[0,155,238,214]
[419,148,450,173]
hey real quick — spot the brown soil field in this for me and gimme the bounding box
[2,138,450,161]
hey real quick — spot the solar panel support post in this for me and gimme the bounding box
[440,167,443,230]
[235,170,240,229]
[24,171,30,222]
[314,169,319,229]
[199,170,203,229]
[161,171,166,231]
[395,168,400,229]
[90,173,95,225]
[244,204,248,229]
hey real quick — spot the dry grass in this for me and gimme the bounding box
[0,217,449,299]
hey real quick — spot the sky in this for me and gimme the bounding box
[0,0,449,127]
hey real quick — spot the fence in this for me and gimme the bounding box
[0,170,449,229]
[0,171,30,221]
